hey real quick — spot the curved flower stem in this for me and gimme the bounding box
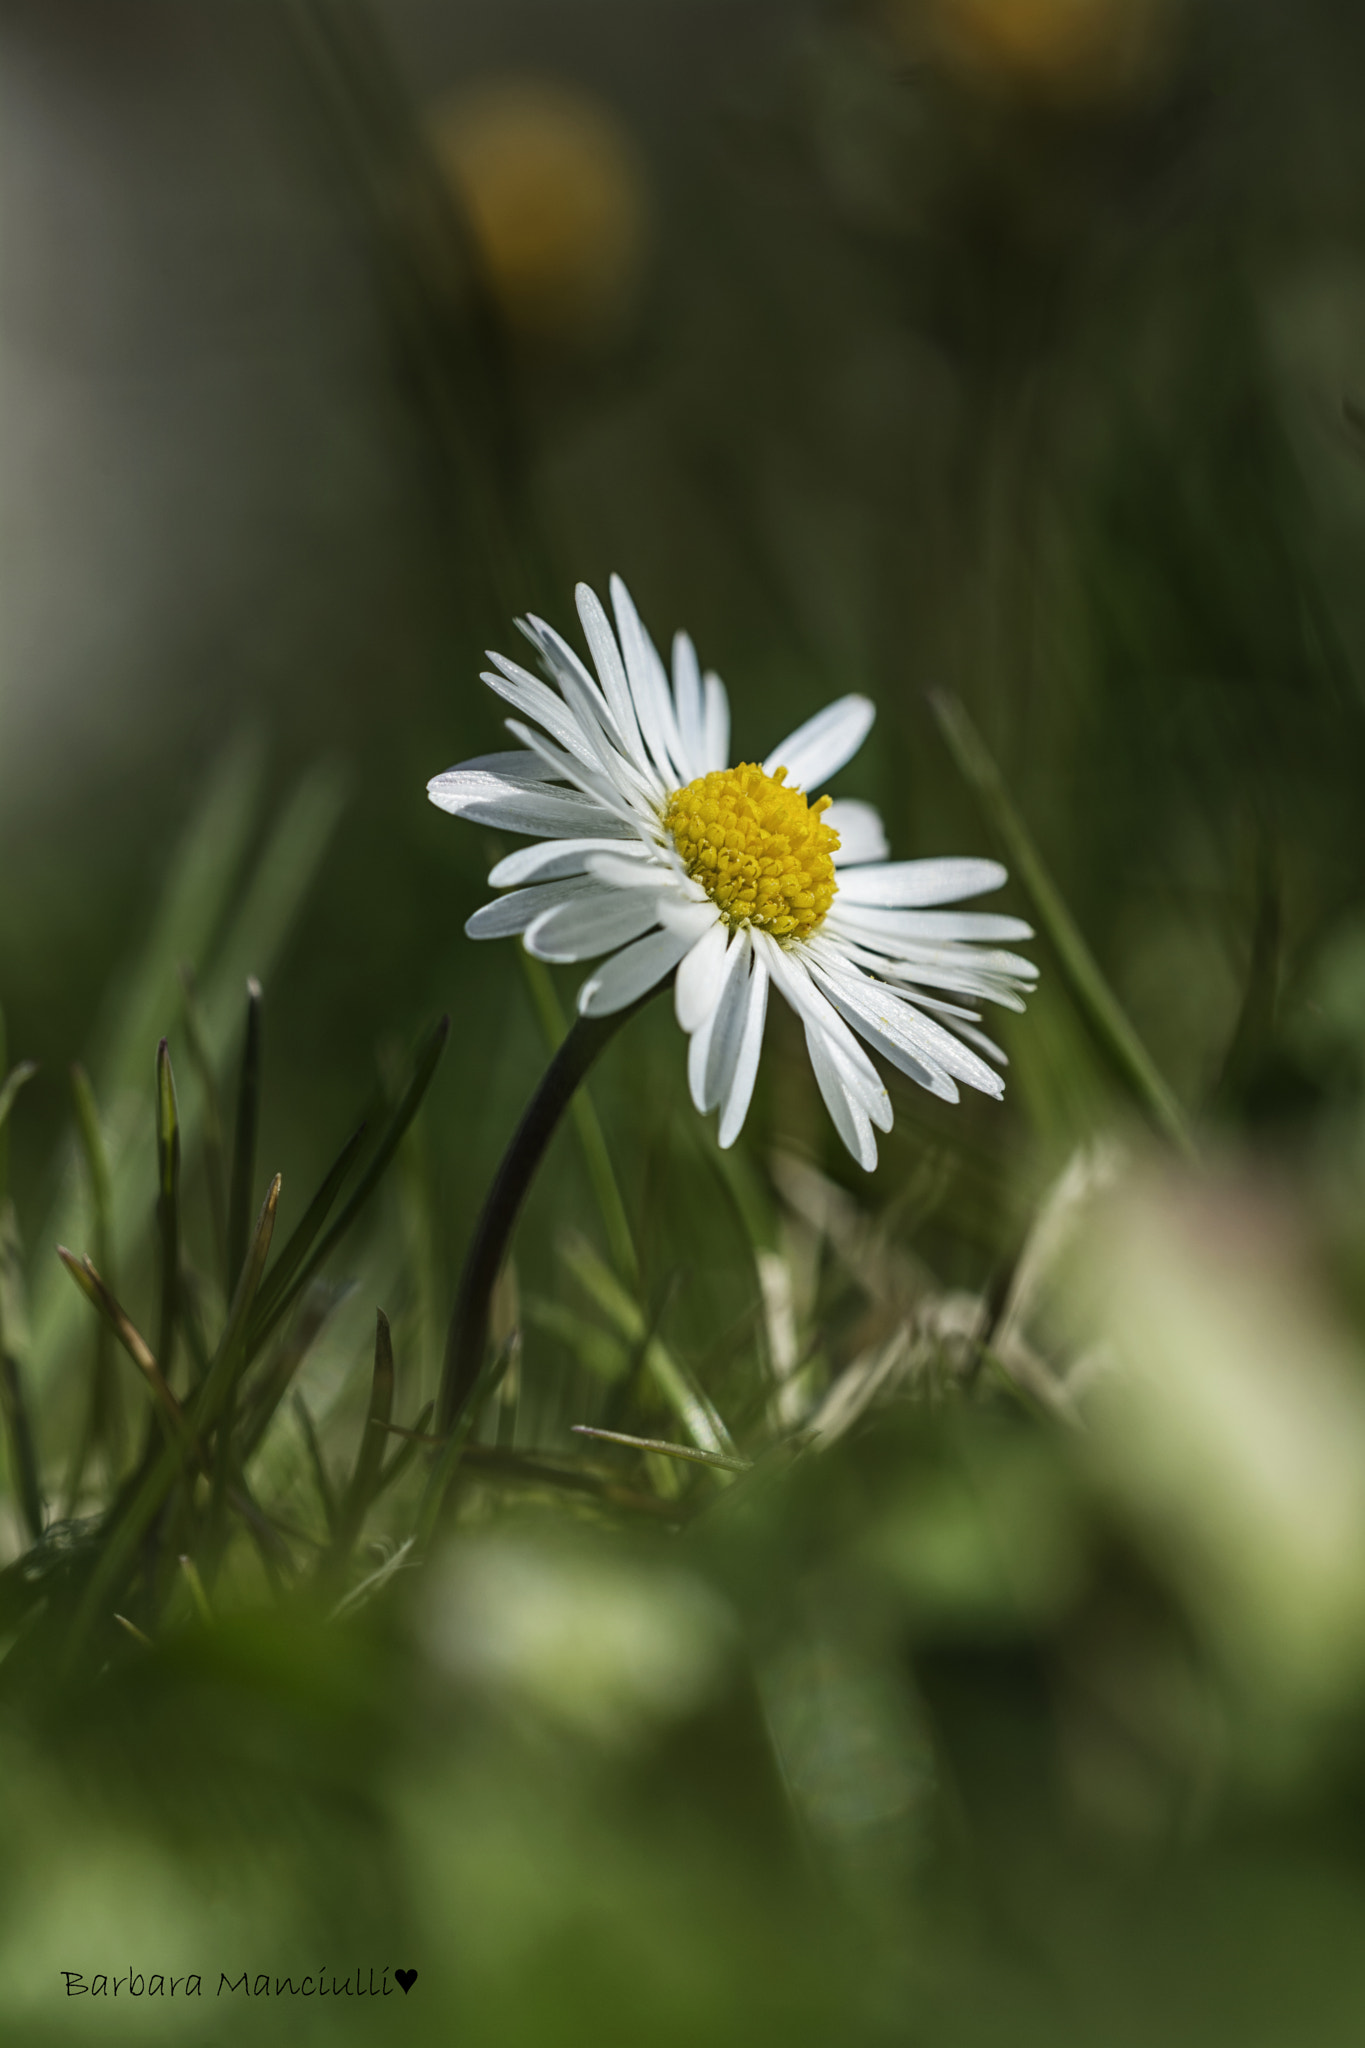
[436,993,654,1439]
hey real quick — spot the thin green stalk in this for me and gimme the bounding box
[570,1425,750,1473]
[226,979,264,1295]
[930,690,1196,1158]
[63,1177,281,1664]
[154,1040,182,1385]
[294,1395,339,1539]
[417,1348,510,1549]
[0,1355,44,1545]
[436,997,652,1439]
[248,1015,449,1352]
[0,1020,42,1544]
[56,1250,197,1468]
[66,1066,124,1502]
[237,1282,344,1463]
[179,969,229,1284]
[328,1309,396,1574]
[247,1127,366,1344]
[373,1400,435,1499]
[521,956,639,1285]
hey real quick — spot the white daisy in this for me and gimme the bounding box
[428,577,1036,1170]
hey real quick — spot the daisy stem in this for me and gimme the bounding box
[519,956,640,1287]
[930,690,1196,1160]
[435,995,653,1440]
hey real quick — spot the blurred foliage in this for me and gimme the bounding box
[7,0,1365,2039]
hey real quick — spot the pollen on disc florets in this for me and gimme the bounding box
[663,763,841,939]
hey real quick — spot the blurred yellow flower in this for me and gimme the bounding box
[428,79,649,344]
[909,0,1175,103]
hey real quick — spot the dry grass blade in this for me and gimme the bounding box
[570,1424,750,1472]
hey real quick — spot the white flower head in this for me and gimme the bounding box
[429,577,1037,1170]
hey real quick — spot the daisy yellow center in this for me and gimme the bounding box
[663,763,840,938]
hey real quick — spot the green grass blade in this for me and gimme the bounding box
[100,737,263,1093]
[237,1281,348,1463]
[246,1124,366,1343]
[61,1175,284,1662]
[65,1066,124,1502]
[293,1395,339,1540]
[247,1015,449,1352]
[0,1061,39,1209]
[930,690,1196,1157]
[153,1040,182,1387]
[332,1309,396,1562]
[415,1345,511,1549]
[570,1424,750,1472]
[226,979,264,1296]
[374,1400,434,1497]
[558,1233,737,1457]
[178,970,229,1285]
[0,1353,45,1543]
[56,1249,199,1469]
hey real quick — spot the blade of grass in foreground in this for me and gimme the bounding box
[559,1232,737,1458]
[247,1016,449,1352]
[226,979,264,1296]
[328,1308,396,1570]
[65,1065,124,1503]
[0,1354,45,1544]
[930,690,1195,1158]
[247,1127,366,1344]
[153,1040,182,1386]
[63,1177,281,1665]
[571,1425,750,1473]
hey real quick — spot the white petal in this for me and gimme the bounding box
[576,583,650,777]
[586,851,683,891]
[699,931,754,1114]
[817,985,958,1101]
[804,1024,879,1171]
[816,927,1034,1010]
[503,717,643,826]
[482,656,610,776]
[488,838,651,887]
[514,622,663,812]
[466,877,603,940]
[756,933,888,1113]
[954,1021,1008,1064]
[829,904,1033,944]
[611,576,686,786]
[763,694,874,792]
[577,927,696,1017]
[674,919,730,1033]
[810,956,1004,1099]
[427,771,634,840]
[517,613,610,715]
[457,750,564,784]
[718,955,769,1149]
[525,890,662,963]
[657,895,719,938]
[702,671,730,772]
[688,929,747,1114]
[672,632,707,782]
[825,800,889,867]
[833,856,1008,907]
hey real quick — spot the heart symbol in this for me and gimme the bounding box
[395,1969,418,1994]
